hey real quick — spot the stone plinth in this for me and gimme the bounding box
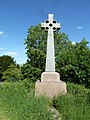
[35,72,67,99]
[41,72,60,82]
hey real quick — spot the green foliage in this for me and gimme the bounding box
[57,39,90,88]
[24,25,47,71]
[0,55,16,81]
[53,83,90,120]
[0,80,53,120]
[21,63,42,81]
[2,65,22,82]
[25,24,90,88]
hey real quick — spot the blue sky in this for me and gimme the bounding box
[0,0,90,64]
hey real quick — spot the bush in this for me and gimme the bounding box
[0,55,16,81]
[21,63,42,82]
[2,65,22,82]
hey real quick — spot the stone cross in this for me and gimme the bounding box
[35,14,67,98]
[41,14,60,72]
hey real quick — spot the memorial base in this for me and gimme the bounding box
[35,72,67,99]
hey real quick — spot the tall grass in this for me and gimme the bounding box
[0,80,90,120]
[0,80,53,120]
[53,82,90,120]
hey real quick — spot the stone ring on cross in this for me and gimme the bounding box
[45,20,59,31]
[41,14,60,32]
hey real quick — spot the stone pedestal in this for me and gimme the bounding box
[35,72,67,99]
[35,14,67,99]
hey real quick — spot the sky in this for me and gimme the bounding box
[0,0,90,64]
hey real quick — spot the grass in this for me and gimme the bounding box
[0,111,10,120]
[0,80,90,120]
[0,80,53,120]
[53,82,90,120]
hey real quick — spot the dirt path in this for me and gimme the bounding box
[49,107,61,120]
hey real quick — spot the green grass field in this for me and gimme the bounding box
[54,83,90,120]
[0,80,90,120]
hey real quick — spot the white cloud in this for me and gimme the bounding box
[4,52,18,56]
[76,26,83,29]
[0,31,7,37]
[0,31,3,35]
[0,48,6,50]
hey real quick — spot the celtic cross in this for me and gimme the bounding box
[41,14,60,72]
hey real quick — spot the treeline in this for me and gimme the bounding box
[0,55,22,82]
[0,24,90,88]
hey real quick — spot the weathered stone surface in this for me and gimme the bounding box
[35,80,67,99]
[41,72,60,82]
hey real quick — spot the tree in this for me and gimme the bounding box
[56,39,90,88]
[0,55,16,81]
[24,25,70,71]
[21,63,42,81]
[2,65,22,82]
[25,24,90,88]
